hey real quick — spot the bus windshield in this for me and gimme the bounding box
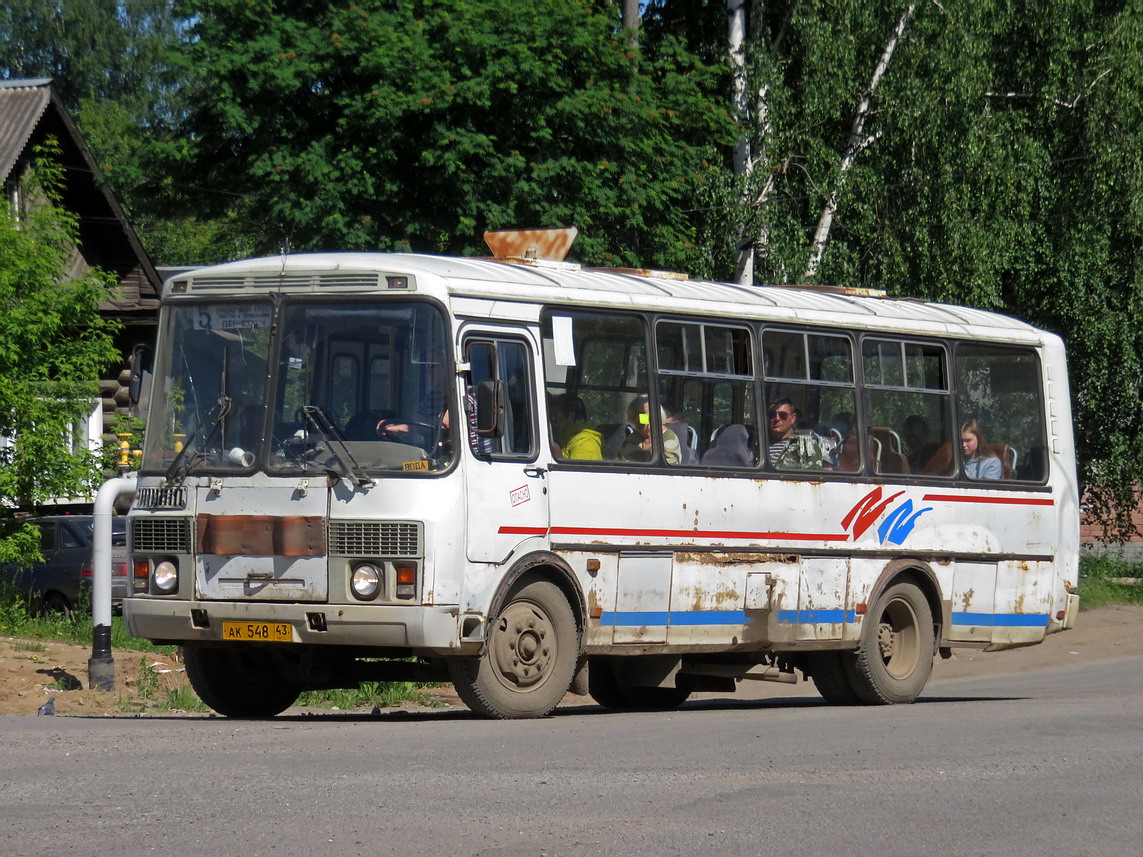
[142,298,456,477]
[142,301,274,475]
[267,300,454,475]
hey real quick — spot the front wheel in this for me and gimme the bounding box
[843,581,935,704]
[448,580,578,719]
[184,645,302,717]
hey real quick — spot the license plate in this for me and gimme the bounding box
[221,621,293,643]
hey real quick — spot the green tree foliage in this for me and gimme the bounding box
[0,148,122,563]
[160,0,734,269]
[0,1,221,265]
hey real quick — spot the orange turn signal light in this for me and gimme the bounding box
[395,565,416,585]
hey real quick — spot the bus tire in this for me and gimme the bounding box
[806,652,861,705]
[587,658,691,711]
[448,580,578,719]
[844,581,935,704]
[184,644,302,718]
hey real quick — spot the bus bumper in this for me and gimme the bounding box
[124,597,469,654]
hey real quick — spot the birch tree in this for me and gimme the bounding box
[802,1,916,281]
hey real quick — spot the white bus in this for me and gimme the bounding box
[124,248,1080,718]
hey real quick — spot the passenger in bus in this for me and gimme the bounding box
[549,393,603,460]
[664,404,698,464]
[766,399,833,470]
[960,420,1002,479]
[616,395,681,464]
[701,424,754,467]
[903,414,941,471]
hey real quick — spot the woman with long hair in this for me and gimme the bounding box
[960,419,1001,479]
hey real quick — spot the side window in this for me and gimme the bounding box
[656,321,756,467]
[955,344,1047,481]
[57,524,84,550]
[542,312,658,464]
[465,338,536,458]
[38,522,56,552]
[862,338,955,477]
[762,330,856,472]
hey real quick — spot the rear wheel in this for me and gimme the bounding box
[844,581,935,704]
[184,645,302,717]
[40,592,74,621]
[448,580,578,719]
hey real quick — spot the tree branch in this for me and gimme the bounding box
[803,2,916,281]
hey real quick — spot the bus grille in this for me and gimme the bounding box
[134,486,188,510]
[132,518,193,553]
[329,521,421,557]
[180,272,389,291]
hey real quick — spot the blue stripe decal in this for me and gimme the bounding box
[600,610,1050,628]
[599,610,747,627]
[951,612,1050,627]
[776,609,857,625]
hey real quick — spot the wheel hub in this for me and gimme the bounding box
[490,601,554,691]
[877,622,895,660]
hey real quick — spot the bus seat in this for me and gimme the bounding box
[985,443,1015,479]
[597,423,628,459]
[921,442,954,476]
[871,429,911,473]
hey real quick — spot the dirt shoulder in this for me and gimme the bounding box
[3,605,1140,717]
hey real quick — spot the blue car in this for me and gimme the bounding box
[0,516,129,616]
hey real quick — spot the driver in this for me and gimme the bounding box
[374,353,450,445]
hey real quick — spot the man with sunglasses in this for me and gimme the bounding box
[767,398,833,470]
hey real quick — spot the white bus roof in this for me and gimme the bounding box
[168,252,1049,344]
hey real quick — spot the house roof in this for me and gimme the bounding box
[0,78,160,319]
[0,78,53,183]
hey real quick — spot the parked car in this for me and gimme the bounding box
[0,516,129,615]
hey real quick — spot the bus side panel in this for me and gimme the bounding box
[989,559,1054,649]
[947,561,999,644]
[794,557,850,641]
[667,555,749,647]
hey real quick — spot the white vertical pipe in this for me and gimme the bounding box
[89,473,137,690]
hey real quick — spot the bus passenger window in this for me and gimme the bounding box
[862,338,955,477]
[543,312,660,465]
[656,321,755,467]
[763,330,856,472]
[955,345,1047,481]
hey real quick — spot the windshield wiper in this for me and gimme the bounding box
[302,405,374,490]
[165,396,232,486]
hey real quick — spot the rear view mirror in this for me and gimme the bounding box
[475,379,505,438]
[128,343,153,406]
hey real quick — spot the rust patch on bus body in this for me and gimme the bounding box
[674,551,797,566]
[196,514,325,556]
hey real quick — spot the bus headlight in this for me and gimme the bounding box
[152,560,178,594]
[351,564,382,600]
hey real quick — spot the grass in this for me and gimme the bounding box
[119,654,209,714]
[296,680,444,711]
[1079,553,1143,610]
[0,584,174,654]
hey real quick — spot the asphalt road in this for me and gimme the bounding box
[1,657,1140,857]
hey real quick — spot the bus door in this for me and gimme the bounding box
[462,330,548,563]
